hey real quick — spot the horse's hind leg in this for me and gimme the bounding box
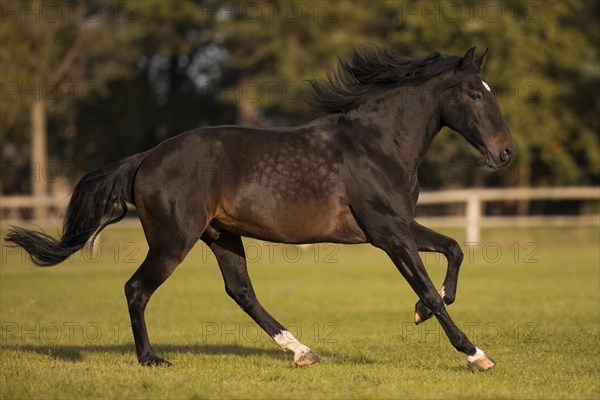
[125,251,189,365]
[411,221,464,325]
[203,230,320,366]
[125,203,206,366]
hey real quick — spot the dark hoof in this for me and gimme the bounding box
[414,300,433,325]
[140,356,173,367]
[467,354,496,372]
[294,351,320,366]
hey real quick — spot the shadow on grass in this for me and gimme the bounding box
[0,343,374,365]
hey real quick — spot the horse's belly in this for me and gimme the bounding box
[212,198,367,244]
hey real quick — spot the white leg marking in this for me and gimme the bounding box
[273,330,311,363]
[439,285,446,301]
[467,347,486,363]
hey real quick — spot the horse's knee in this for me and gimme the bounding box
[445,239,464,265]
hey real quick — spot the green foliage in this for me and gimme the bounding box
[0,1,132,139]
[1,0,598,190]
[217,0,600,186]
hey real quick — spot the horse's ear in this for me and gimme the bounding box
[459,47,476,71]
[474,48,489,70]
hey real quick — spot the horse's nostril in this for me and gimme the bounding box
[499,145,515,163]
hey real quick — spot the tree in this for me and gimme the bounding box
[1,0,131,216]
[218,0,599,188]
[2,0,598,201]
[72,1,225,168]
[1,0,221,195]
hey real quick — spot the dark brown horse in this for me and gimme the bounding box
[6,46,515,371]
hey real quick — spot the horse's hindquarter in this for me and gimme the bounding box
[195,126,366,244]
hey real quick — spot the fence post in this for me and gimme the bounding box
[466,192,481,243]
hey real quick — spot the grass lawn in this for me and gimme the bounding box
[1,224,598,399]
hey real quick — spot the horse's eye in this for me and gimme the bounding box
[469,92,482,100]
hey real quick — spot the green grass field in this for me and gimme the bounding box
[1,225,598,399]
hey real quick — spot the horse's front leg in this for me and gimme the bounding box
[352,195,494,371]
[380,224,493,370]
[411,221,464,325]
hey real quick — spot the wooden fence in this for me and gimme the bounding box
[418,186,599,241]
[1,187,599,242]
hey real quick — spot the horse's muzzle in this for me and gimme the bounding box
[485,142,516,169]
[499,143,516,164]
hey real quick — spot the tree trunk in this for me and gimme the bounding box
[31,100,47,220]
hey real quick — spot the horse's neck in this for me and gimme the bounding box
[349,85,442,171]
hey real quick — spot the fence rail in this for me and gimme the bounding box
[1,187,599,241]
[418,187,599,241]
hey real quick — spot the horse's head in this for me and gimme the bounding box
[440,47,516,169]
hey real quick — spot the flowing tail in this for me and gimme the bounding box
[5,153,147,266]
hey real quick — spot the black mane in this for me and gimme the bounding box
[308,46,462,114]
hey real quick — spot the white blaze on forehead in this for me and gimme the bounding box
[481,80,491,92]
